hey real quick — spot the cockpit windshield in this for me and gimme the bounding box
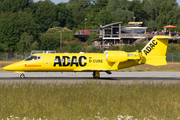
[25,56,41,61]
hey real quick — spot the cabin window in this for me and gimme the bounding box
[25,56,41,61]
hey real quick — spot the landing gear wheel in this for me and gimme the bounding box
[20,73,25,79]
[93,71,100,79]
[93,72,96,78]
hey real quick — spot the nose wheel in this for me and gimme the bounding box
[20,73,25,79]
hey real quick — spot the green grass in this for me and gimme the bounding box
[1,82,180,120]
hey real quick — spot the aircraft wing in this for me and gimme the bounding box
[73,60,121,71]
[73,67,106,72]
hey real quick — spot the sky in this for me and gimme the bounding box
[34,0,180,6]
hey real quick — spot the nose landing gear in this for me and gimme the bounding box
[20,73,25,79]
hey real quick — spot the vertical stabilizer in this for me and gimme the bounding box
[141,35,171,66]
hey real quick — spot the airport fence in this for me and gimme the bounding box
[0,52,31,61]
[0,52,180,62]
[166,53,180,62]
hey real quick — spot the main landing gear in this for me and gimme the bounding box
[92,71,112,79]
[20,73,25,79]
[93,71,100,79]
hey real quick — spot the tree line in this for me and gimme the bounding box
[0,0,180,53]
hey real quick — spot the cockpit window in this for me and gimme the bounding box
[25,56,41,61]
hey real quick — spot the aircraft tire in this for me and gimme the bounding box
[94,77,100,79]
[93,75,100,79]
[93,71,96,78]
[20,73,25,79]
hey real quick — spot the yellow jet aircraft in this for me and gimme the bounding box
[3,35,171,78]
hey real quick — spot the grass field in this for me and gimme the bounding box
[1,82,180,120]
[1,61,180,119]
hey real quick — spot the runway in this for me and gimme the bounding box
[0,72,180,85]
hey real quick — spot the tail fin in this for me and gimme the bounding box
[141,35,172,66]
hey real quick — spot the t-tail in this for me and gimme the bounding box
[141,35,172,66]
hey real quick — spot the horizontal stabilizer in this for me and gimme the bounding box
[145,59,167,66]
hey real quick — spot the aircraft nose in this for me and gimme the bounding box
[3,65,14,71]
[3,63,24,71]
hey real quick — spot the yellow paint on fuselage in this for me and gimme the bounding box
[3,52,141,73]
[4,53,114,72]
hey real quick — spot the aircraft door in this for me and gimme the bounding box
[43,55,50,65]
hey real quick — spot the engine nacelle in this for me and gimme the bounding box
[104,51,128,63]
